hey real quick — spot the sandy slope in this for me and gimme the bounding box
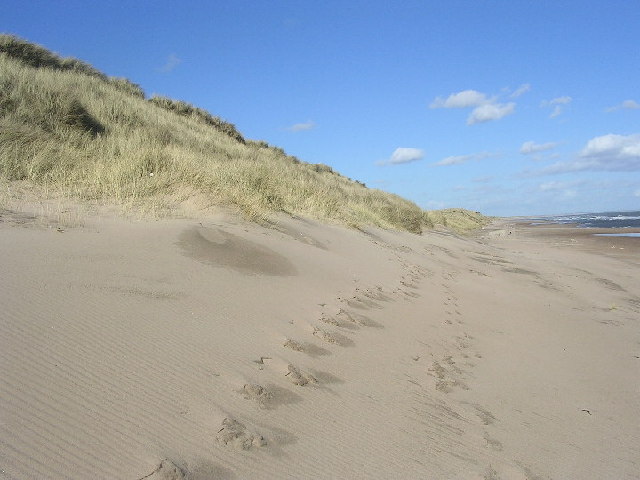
[1,210,639,479]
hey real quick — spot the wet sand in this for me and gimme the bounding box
[490,219,640,259]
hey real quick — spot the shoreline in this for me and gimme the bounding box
[481,218,640,262]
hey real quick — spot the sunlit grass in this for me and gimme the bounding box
[0,34,488,233]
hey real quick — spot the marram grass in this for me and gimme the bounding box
[0,34,488,234]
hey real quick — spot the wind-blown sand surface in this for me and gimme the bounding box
[1,210,639,479]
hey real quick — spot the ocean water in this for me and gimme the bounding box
[533,211,640,229]
[527,210,640,237]
[593,233,640,237]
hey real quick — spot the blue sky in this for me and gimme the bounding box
[3,0,640,216]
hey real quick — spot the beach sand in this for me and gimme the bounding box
[1,209,638,479]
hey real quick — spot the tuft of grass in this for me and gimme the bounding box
[0,34,487,233]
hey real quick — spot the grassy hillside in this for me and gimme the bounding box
[0,34,488,233]
[423,208,491,234]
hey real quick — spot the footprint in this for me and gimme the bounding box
[319,314,340,327]
[313,327,340,344]
[286,364,318,386]
[139,459,186,480]
[430,360,446,375]
[216,418,267,450]
[312,327,353,346]
[484,432,503,451]
[429,358,469,393]
[483,465,500,480]
[395,288,420,298]
[474,405,496,425]
[283,338,332,357]
[283,338,305,352]
[339,295,380,310]
[400,280,418,289]
[335,308,372,327]
[240,383,273,407]
[356,286,391,302]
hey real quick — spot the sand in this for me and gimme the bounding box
[1,210,639,479]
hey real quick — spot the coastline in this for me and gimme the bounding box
[482,218,640,262]
[2,210,639,479]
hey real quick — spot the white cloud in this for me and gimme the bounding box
[286,120,316,132]
[430,90,488,108]
[537,133,640,174]
[434,151,493,166]
[520,140,559,155]
[510,83,531,98]
[377,147,425,166]
[546,96,572,106]
[634,189,640,197]
[606,99,640,112]
[621,99,640,109]
[431,88,518,125]
[159,53,181,73]
[549,105,563,118]
[580,133,640,159]
[467,102,515,125]
[541,96,572,118]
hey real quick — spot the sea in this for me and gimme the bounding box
[528,210,640,237]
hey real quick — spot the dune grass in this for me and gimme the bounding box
[0,34,487,233]
[422,209,491,234]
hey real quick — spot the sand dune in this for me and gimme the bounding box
[1,211,639,479]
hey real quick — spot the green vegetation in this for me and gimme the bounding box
[0,34,487,233]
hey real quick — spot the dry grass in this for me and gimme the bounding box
[423,208,491,234]
[0,34,486,234]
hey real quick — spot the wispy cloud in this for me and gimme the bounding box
[538,179,585,191]
[537,179,588,200]
[542,96,572,106]
[535,133,640,174]
[606,99,640,112]
[430,89,516,125]
[467,102,515,125]
[377,147,425,166]
[541,96,572,118]
[286,120,316,132]
[159,53,182,73]
[472,175,494,183]
[510,83,531,98]
[434,151,494,166]
[520,140,559,155]
[430,90,488,108]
